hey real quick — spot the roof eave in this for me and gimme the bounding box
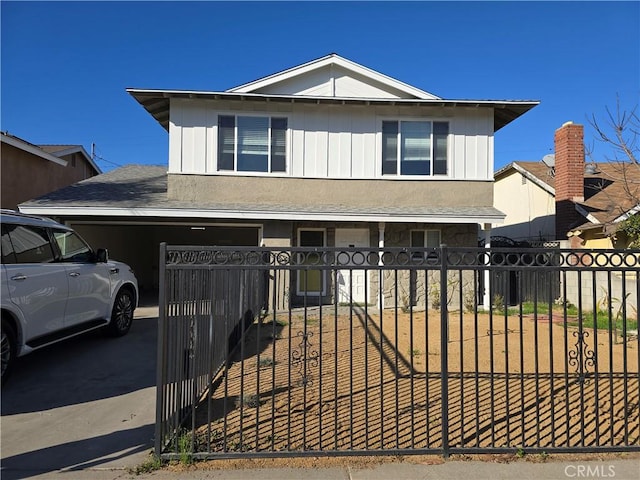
[43,145,102,174]
[495,162,555,195]
[126,88,539,133]
[613,204,640,223]
[1,134,68,166]
[18,203,505,224]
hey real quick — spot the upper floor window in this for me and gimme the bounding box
[218,115,287,173]
[382,120,448,176]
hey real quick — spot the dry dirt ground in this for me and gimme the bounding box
[193,307,639,456]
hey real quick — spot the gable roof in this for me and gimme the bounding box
[1,132,102,174]
[226,53,440,100]
[39,144,101,174]
[497,160,640,228]
[127,54,538,133]
[495,161,556,195]
[1,132,67,166]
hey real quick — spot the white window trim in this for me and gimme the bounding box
[215,112,290,175]
[296,227,327,297]
[378,117,451,179]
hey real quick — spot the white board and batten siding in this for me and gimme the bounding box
[169,98,495,181]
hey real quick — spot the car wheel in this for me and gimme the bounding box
[107,289,134,337]
[1,318,17,385]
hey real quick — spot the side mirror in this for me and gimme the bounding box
[96,248,109,263]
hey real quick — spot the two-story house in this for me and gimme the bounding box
[19,54,538,304]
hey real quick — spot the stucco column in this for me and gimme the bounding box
[482,223,491,311]
[378,222,385,310]
[262,221,293,312]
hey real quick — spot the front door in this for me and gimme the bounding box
[335,229,369,305]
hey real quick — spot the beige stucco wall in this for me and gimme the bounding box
[493,169,555,241]
[168,174,493,208]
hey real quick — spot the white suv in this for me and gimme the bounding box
[1,211,138,384]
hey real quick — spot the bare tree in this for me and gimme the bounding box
[586,97,640,247]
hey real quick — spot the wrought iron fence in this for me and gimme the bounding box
[156,244,640,459]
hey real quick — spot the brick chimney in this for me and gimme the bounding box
[554,121,585,240]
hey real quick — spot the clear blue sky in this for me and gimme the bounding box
[2,1,638,173]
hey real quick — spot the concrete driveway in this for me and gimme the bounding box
[1,306,159,479]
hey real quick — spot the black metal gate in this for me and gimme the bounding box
[156,245,640,459]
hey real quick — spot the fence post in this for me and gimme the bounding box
[155,242,167,457]
[439,244,449,457]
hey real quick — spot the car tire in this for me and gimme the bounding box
[1,318,17,386]
[106,289,134,337]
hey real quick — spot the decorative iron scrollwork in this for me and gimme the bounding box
[291,331,319,386]
[568,330,596,384]
[165,246,640,269]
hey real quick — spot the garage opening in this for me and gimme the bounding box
[71,223,261,296]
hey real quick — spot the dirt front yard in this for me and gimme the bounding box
[194,307,639,454]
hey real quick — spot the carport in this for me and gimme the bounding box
[69,221,261,294]
[16,164,266,298]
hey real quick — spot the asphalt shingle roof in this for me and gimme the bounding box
[38,145,83,154]
[506,161,640,226]
[21,165,504,221]
[23,164,169,207]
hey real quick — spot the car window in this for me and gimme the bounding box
[1,224,17,264]
[52,230,94,262]
[5,224,55,264]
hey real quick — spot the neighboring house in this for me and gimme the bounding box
[1,132,100,211]
[19,54,538,306]
[493,161,556,243]
[493,121,640,249]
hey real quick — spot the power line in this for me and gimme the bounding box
[91,143,123,168]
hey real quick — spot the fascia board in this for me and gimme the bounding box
[2,135,68,166]
[329,56,440,100]
[225,54,335,92]
[18,205,505,225]
[512,163,555,195]
[613,204,640,223]
[226,54,440,100]
[574,204,601,225]
[129,88,537,109]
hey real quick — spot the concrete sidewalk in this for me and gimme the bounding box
[9,456,640,480]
